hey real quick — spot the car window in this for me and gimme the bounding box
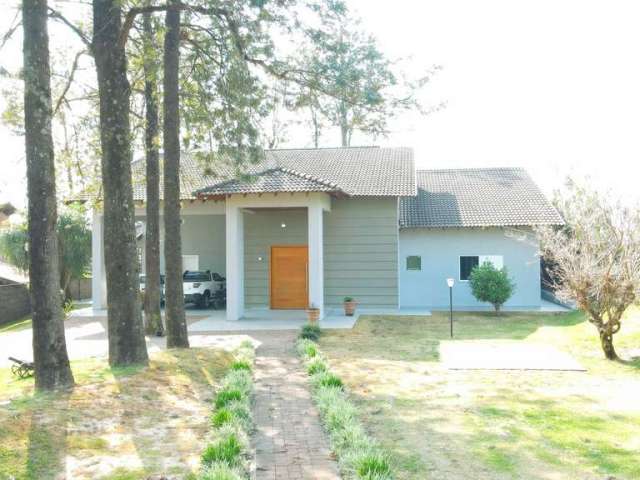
[183,272,209,282]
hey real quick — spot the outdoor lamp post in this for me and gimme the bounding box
[447,278,454,338]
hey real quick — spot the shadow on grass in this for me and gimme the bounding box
[107,348,233,479]
[25,393,70,480]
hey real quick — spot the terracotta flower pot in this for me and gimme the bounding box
[343,300,357,316]
[306,307,320,324]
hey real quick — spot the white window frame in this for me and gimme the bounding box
[458,255,504,281]
[182,254,199,271]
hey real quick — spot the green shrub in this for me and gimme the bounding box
[296,338,318,358]
[198,463,244,480]
[214,389,243,409]
[354,452,392,479]
[201,434,242,466]
[307,358,328,375]
[230,360,252,372]
[299,323,322,341]
[469,261,516,312]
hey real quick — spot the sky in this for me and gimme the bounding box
[2,0,640,209]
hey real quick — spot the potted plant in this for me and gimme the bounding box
[343,296,357,316]
[306,304,320,324]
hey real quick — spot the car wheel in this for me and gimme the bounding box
[198,291,210,309]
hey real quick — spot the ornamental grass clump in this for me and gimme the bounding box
[201,431,243,466]
[198,463,245,480]
[214,389,243,409]
[230,359,252,372]
[200,344,255,479]
[300,323,322,341]
[296,328,393,480]
[296,338,318,358]
[313,371,343,389]
[307,357,328,375]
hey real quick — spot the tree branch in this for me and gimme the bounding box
[47,7,92,50]
[53,50,86,116]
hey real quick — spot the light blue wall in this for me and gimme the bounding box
[324,197,399,308]
[137,214,226,276]
[399,227,541,310]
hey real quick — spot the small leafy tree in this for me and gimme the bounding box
[469,262,515,312]
[538,181,640,360]
[0,208,90,300]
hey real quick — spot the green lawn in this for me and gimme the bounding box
[0,348,233,480]
[319,309,640,480]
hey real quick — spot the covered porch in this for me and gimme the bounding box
[91,191,332,322]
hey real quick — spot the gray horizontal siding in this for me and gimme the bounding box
[244,208,307,307]
[324,197,398,308]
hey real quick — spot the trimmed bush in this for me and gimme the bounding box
[202,433,243,466]
[299,323,322,341]
[469,261,516,312]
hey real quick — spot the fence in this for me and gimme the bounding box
[0,281,31,326]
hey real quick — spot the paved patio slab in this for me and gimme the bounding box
[440,341,586,371]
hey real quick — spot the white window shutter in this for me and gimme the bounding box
[480,255,503,269]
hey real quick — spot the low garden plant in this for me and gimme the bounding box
[198,341,255,480]
[299,323,322,341]
[296,333,393,480]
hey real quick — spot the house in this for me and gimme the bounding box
[88,146,563,319]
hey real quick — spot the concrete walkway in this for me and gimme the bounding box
[251,331,340,480]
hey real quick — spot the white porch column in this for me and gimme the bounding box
[91,210,107,309]
[308,203,324,318]
[225,201,245,320]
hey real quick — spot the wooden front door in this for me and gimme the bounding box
[270,246,308,309]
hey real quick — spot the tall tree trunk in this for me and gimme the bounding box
[22,0,74,391]
[93,0,149,366]
[163,1,189,348]
[142,9,164,337]
[599,328,618,360]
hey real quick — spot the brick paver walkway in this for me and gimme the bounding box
[251,331,341,480]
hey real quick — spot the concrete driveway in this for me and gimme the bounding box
[0,313,252,368]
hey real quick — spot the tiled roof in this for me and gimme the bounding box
[196,168,340,195]
[400,168,563,228]
[117,146,414,200]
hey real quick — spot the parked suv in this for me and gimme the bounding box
[183,270,225,308]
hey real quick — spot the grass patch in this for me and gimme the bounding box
[0,348,235,480]
[316,310,640,480]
